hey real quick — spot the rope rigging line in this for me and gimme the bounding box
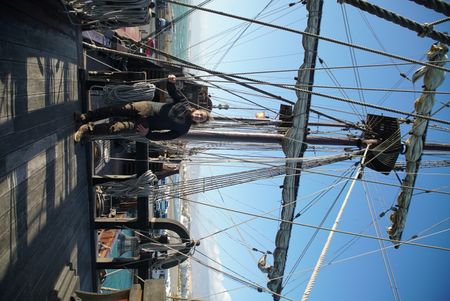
[150,43,450,127]
[190,190,273,253]
[428,16,450,26]
[174,193,450,252]
[301,168,450,196]
[188,0,306,65]
[184,1,300,61]
[323,220,376,270]
[341,4,368,117]
[211,0,277,70]
[409,216,450,239]
[180,60,450,79]
[202,70,450,132]
[407,0,450,17]
[294,168,355,217]
[180,20,246,63]
[317,56,366,121]
[83,41,450,128]
[377,53,427,106]
[190,74,284,118]
[202,79,450,95]
[83,42,312,148]
[193,205,264,275]
[301,146,370,301]
[311,104,363,117]
[173,149,450,196]
[326,227,450,265]
[156,152,356,198]
[283,166,355,290]
[164,0,450,71]
[202,51,303,67]
[358,10,404,76]
[156,165,286,198]
[362,182,401,301]
[338,0,450,44]
[193,177,361,242]
[194,249,269,294]
[152,47,367,131]
[251,77,450,126]
[214,179,266,265]
[126,228,294,300]
[280,226,450,293]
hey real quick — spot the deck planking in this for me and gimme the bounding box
[0,0,95,300]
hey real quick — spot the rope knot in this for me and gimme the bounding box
[418,23,433,37]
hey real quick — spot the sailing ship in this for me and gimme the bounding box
[146,2,449,301]
[24,0,448,300]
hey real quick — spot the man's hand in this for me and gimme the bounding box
[168,74,176,83]
[136,124,149,136]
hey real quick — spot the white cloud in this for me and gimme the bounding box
[189,195,232,301]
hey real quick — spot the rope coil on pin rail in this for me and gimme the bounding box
[91,82,157,104]
[61,0,153,30]
[98,170,158,197]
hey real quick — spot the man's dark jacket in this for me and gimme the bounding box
[144,81,192,141]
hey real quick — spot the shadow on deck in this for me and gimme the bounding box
[0,0,95,299]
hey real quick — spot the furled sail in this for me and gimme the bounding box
[388,42,448,245]
[267,0,324,299]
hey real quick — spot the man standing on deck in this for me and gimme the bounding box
[74,74,210,142]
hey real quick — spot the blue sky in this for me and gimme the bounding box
[172,1,450,300]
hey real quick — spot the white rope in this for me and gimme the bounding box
[301,145,370,301]
[99,170,158,197]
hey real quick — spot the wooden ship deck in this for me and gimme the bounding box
[0,0,96,299]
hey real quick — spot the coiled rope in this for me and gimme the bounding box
[92,82,156,104]
[98,170,158,197]
[62,0,152,29]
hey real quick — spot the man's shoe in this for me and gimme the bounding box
[74,124,92,143]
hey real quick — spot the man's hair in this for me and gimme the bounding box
[191,109,211,124]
